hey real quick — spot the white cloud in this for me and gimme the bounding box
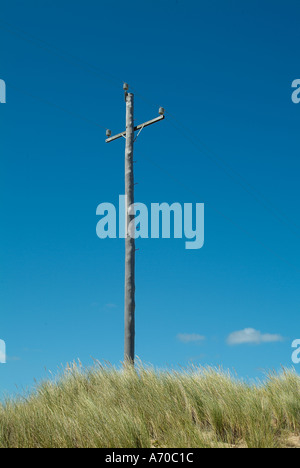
[177,333,205,343]
[227,328,284,346]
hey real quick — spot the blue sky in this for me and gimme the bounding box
[1,0,300,395]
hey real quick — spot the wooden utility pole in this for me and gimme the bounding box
[106,83,165,365]
[124,90,135,364]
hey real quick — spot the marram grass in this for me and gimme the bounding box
[0,362,299,448]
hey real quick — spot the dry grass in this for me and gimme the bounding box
[0,362,299,448]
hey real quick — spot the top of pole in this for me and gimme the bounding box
[123,83,130,101]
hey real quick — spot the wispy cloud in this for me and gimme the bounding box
[227,328,284,346]
[105,303,117,309]
[177,333,205,344]
[7,356,21,362]
[91,302,118,310]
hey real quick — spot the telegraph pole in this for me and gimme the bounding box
[106,83,165,365]
[124,90,135,365]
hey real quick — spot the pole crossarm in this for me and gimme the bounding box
[105,114,165,143]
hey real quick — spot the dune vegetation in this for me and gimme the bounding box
[0,362,299,448]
